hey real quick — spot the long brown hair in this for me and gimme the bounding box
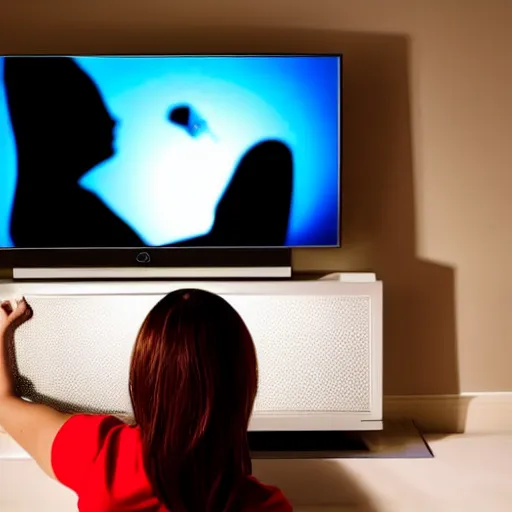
[129,289,258,512]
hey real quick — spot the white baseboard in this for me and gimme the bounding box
[384,392,512,434]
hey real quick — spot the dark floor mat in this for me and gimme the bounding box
[250,419,433,459]
[249,430,367,453]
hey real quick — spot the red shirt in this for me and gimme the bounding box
[51,414,292,512]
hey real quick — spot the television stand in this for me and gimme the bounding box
[0,274,383,431]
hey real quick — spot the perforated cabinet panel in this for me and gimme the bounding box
[14,295,158,415]
[240,296,371,413]
[13,293,373,417]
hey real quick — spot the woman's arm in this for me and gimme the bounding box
[0,298,71,479]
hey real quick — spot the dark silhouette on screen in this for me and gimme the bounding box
[173,136,293,247]
[209,140,293,246]
[169,104,211,139]
[4,56,145,248]
[4,57,293,248]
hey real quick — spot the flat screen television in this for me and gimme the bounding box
[0,54,342,276]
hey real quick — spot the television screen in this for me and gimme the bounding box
[0,55,341,251]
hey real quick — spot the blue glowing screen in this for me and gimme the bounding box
[0,55,340,248]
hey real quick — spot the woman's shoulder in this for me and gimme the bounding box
[53,414,135,448]
[52,414,161,510]
[52,413,140,471]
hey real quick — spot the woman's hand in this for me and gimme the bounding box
[0,297,32,335]
[0,297,32,399]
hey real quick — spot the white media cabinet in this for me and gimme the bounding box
[0,274,383,431]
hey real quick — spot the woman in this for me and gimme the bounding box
[0,291,292,511]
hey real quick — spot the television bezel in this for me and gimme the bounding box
[0,53,342,270]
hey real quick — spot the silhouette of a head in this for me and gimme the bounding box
[4,56,115,183]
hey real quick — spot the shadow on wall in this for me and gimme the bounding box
[282,29,470,433]
[0,25,470,431]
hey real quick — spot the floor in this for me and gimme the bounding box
[253,434,512,511]
[0,434,511,511]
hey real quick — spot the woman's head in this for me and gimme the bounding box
[129,288,258,512]
[3,56,116,182]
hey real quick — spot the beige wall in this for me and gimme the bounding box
[1,0,511,395]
